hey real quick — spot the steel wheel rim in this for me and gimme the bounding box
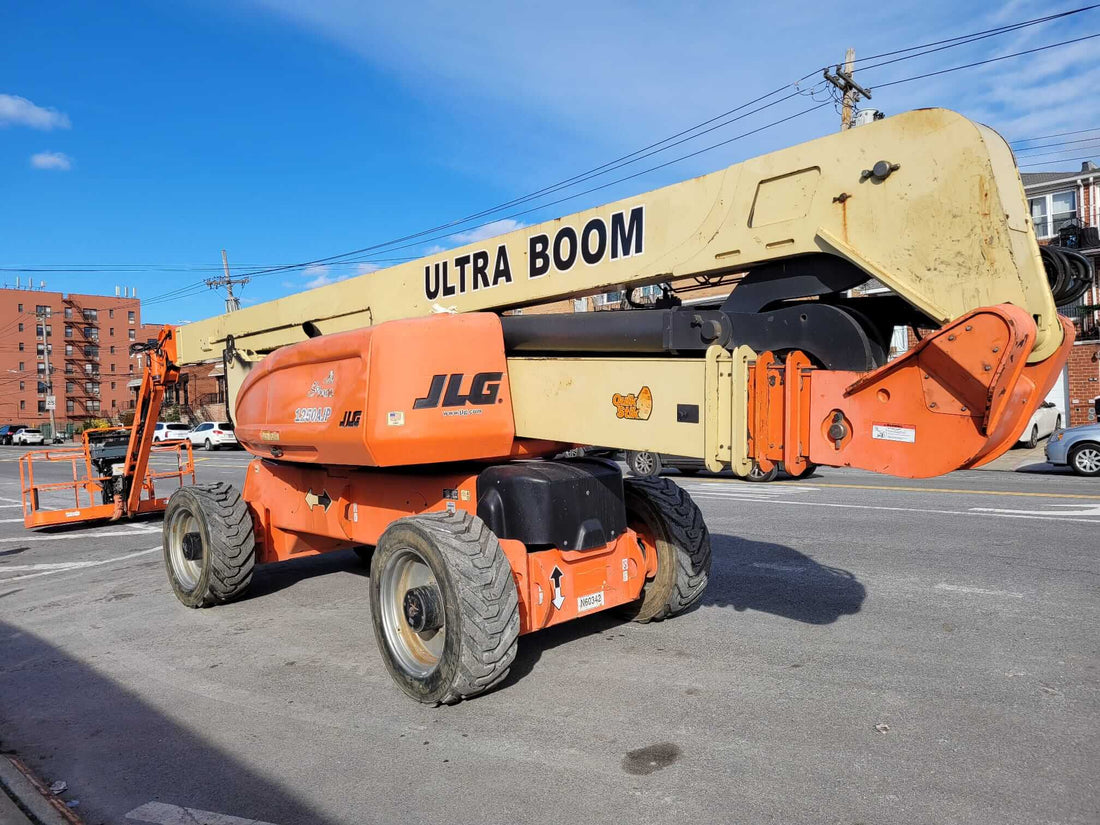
[749,463,768,480]
[634,452,656,475]
[1074,448,1100,473]
[167,508,203,591]
[379,547,444,678]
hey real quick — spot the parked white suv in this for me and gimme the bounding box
[187,421,238,451]
[153,422,194,442]
[12,428,45,446]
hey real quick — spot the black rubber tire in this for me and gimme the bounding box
[204,438,214,451]
[370,511,520,705]
[627,450,663,478]
[785,461,818,479]
[620,477,710,623]
[745,461,780,482]
[1068,442,1100,477]
[1025,425,1039,449]
[163,482,256,608]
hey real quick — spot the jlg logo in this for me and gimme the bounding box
[413,372,503,409]
[338,410,362,428]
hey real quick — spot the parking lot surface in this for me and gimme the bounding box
[1,448,1097,825]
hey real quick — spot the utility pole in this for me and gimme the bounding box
[206,249,249,312]
[37,309,58,439]
[824,48,872,130]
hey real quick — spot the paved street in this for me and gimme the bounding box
[1,448,1097,825]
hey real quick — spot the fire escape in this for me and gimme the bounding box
[62,299,103,420]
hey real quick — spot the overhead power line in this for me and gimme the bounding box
[875,31,1100,89]
[1019,153,1100,168]
[1011,127,1100,145]
[6,5,1100,298]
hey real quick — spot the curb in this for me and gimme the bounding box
[0,756,83,825]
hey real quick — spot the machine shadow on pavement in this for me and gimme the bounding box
[0,620,341,825]
[703,534,866,624]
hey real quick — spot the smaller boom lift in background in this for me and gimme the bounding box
[19,329,194,528]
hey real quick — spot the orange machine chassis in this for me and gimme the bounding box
[242,458,654,634]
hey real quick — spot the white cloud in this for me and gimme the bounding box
[357,262,380,275]
[0,94,71,130]
[303,264,354,288]
[246,0,1097,181]
[451,219,527,244]
[30,151,73,171]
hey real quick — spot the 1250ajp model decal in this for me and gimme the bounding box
[423,205,644,301]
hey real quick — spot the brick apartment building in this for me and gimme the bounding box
[0,288,153,435]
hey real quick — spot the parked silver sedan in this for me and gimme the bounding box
[1045,422,1100,477]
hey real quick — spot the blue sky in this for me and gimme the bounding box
[2,0,1097,324]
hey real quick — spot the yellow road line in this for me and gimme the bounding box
[685,478,1100,500]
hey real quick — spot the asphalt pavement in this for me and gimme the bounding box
[0,447,1097,825]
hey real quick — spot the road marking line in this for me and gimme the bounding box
[807,482,1100,500]
[127,801,280,825]
[692,491,1100,524]
[0,496,20,503]
[0,547,159,583]
[0,504,22,509]
[0,528,158,543]
[970,503,1100,517]
[0,518,24,523]
[935,583,1025,598]
[683,478,1100,500]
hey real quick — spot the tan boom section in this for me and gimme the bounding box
[176,108,1060,380]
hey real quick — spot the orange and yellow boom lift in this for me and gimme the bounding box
[26,110,1091,703]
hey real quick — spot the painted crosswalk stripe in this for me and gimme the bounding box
[0,547,159,582]
[127,802,281,825]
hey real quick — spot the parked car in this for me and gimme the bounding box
[624,450,805,482]
[12,428,45,446]
[153,422,194,442]
[1045,422,1100,477]
[1018,401,1063,448]
[0,424,28,445]
[186,421,238,450]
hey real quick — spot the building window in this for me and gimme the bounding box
[65,325,72,337]
[64,306,72,319]
[18,303,23,312]
[66,399,74,413]
[37,401,45,413]
[109,309,114,319]
[19,381,24,391]
[17,323,23,332]
[111,381,116,390]
[110,363,116,372]
[18,342,23,352]
[1029,189,1077,239]
[82,308,97,321]
[128,329,136,341]
[35,305,51,317]
[84,326,97,339]
[37,381,48,393]
[109,327,114,336]
[66,381,74,392]
[18,361,24,372]
[20,400,25,410]
[84,346,98,358]
[109,346,116,354]
[129,365,134,373]
[65,344,73,356]
[128,311,136,323]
